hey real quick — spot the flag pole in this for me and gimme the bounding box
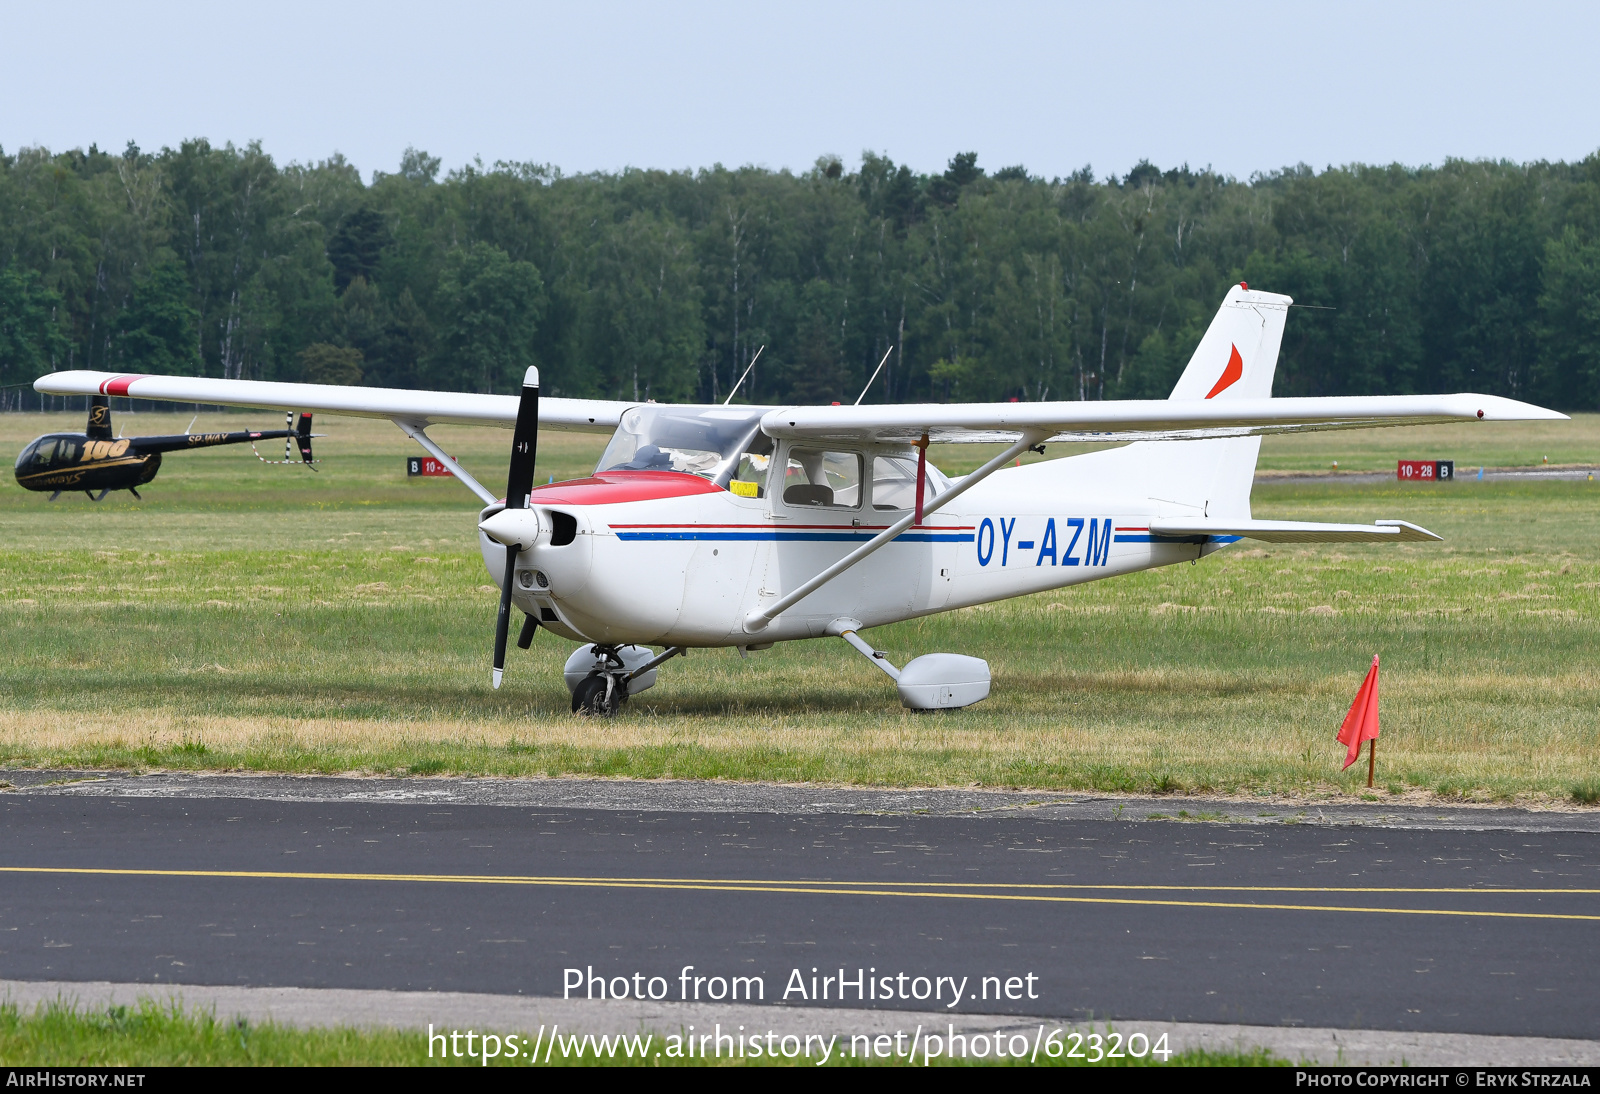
[1367,737,1376,789]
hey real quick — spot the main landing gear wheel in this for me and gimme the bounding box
[571,674,624,717]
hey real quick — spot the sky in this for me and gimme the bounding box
[4,1,1598,183]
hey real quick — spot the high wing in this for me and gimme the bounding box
[760,393,1566,445]
[35,371,1565,445]
[33,371,633,434]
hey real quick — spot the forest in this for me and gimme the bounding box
[2,140,1598,411]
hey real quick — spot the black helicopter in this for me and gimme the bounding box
[13,396,316,500]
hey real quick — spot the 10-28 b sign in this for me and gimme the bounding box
[406,456,453,477]
[1397,460,1454,481]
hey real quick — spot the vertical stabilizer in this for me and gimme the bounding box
[86,395,113,441]
[295,412,315,466]
[1158,284,1292,518]
[1168,283,1292,401]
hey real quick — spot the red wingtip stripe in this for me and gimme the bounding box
[99,374,148,396]
[1204,345,1243,399]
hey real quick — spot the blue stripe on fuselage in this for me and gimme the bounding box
[615,530,974,543]
[1113,533,1243,544]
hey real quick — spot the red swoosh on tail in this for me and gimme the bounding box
[1205,345,1243,399]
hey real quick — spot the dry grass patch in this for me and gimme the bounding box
[3,658,1595,800]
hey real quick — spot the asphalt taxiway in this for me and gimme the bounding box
[1,771,1596,1052]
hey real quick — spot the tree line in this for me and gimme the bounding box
[2,140,1598,411]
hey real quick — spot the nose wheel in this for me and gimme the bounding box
[565,643,686,717]
[571,672,625,717]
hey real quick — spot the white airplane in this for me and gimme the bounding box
[35,285,1565,714]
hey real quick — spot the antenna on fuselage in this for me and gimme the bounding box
[854,346,894,405]
[722,345,764,405]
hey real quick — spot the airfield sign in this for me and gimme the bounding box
[1397,459,1455,481]
[407,456,454,477]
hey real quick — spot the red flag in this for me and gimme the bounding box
[1337,655,1380,770]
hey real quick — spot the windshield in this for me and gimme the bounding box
[16,437,70,471]
[595,405,770,487]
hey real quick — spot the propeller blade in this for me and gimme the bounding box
[492,545,518,689]
[493,367,539,687]
[505,366,540,510]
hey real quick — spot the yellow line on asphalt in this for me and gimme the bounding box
[1,866,1596,922]
[11,867,1587,896]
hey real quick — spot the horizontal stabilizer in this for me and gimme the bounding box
[1147,518,1441,543]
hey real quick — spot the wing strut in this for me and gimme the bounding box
[743,430,1045,633]
[393,419,497,505]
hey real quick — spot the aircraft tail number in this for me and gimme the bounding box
[976,517,1113,568]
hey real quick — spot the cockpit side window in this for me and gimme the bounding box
[870,454,949,511]
[781,448,862,509]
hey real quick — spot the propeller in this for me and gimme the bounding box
[492,366,540,689]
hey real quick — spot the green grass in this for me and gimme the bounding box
[3,411,1598,803]
[0,1000,1279,1066]
[0,1000,424,1067]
